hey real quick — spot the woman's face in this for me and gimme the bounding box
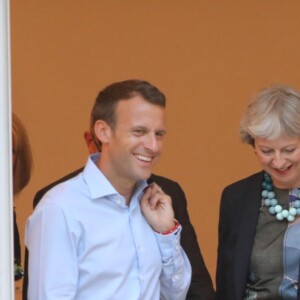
[254,135,300,189]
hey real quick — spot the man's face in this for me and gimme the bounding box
[100,95,166,187]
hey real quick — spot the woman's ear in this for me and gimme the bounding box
[93,120,112,144]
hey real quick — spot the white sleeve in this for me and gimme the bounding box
[25,204,79,300]
[155,226,192,300]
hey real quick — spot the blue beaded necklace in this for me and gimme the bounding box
[261,173,300,222]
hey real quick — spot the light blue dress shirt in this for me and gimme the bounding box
[25,153,191,300]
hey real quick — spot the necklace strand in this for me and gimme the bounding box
[261,173,300,222]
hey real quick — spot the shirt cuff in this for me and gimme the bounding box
[155,225,182,262]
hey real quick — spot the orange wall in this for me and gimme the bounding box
[11,1,300,298]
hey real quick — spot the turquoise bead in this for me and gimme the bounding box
[276,213,284,220]
[270,199,278,206]
[294,200,300,208]
[262,172,300,222]
[264,173,272,182]
[262,182,268,189]
[267,191,275,199]
[281,210,289,218]
[275,205,282,213]
[269,207,276,214]
[264,199,271,206]
[265,183,273,191]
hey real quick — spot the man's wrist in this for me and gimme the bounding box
[155,219,180,235]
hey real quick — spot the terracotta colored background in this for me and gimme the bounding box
[10,1,300,298]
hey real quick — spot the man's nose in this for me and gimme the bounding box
[144,133,160,152]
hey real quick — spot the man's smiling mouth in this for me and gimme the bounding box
[134,154,153,162]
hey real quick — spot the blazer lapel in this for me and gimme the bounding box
[233,172,263,300]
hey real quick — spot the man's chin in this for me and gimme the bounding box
[136,170,152,181]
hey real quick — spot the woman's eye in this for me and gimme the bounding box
[284,148,295,153]
[261,150,273,155]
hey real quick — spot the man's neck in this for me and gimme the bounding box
[117,185,136,205]
[97,159,136,205]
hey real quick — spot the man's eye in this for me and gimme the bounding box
[133,129,145,136]
[156,131,166,138]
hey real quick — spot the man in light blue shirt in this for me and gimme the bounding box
[25,79,191,299]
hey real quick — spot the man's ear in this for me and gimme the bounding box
[93,120,112,144]
[84,131,93,144]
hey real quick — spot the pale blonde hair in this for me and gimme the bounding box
[240,84,300,145]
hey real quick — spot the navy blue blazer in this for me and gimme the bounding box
[14,210,22,281]
[216,171,300,300]
[23,169,215,300]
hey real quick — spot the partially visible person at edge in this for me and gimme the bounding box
[23,129,215,300]
[12,113,33,281]
[216,84,300,300]
[25,79,192,299]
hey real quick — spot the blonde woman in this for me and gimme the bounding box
[216,84,300,299]
[12,113,33,280]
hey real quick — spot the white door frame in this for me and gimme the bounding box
[0,0,15,299]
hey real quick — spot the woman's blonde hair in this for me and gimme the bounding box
[12,113,33,195]
[240,84,300,145]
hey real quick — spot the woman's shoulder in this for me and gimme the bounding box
[223,171,264,193]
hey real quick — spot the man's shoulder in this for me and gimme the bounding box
[148,174,186,205]
[148,173,178,185]
[33,167,84,208]
[148,173,182,191]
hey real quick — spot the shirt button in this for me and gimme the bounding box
[172,274,180,281]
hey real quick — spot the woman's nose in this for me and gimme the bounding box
[272,152,286,168]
